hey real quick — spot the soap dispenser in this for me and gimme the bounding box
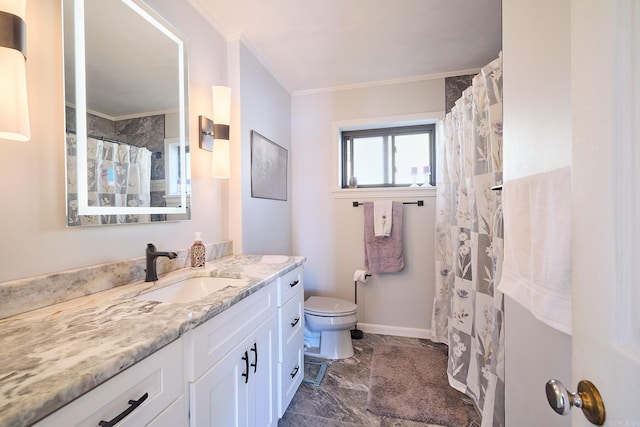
[191,232,206,268]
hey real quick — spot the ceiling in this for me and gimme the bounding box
[189,0,502,94]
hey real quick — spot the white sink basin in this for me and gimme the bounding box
[135,276,248,303]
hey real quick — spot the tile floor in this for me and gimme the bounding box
[278,333,481,427]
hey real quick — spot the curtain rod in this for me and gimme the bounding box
[352,200,423,207]
[66,129,128,146]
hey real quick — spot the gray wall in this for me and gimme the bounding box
[291,79,445,336]
[234,41,292,256]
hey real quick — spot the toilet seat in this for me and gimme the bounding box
[304,296,357,316]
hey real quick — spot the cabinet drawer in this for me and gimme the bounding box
[190,283,276,380]
[34,339,183,427]
[277,266,303,306]
[147,395,186,427]
[277,328,304,417]
[277,291,304,361]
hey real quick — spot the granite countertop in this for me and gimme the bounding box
[0,254,305,427]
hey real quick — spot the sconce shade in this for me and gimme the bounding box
[211,86,231,178]
[212,86,231,126]
[211,139,230,178]
[0,1,30,141]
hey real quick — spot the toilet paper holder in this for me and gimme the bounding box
[351,270,371,340]
[353,269,371,283]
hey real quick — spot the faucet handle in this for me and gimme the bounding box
[146,243,156,252]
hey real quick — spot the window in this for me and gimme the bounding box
[341,124,435,188]
[164,138,191,196]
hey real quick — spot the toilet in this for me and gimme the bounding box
[303,296,358,360]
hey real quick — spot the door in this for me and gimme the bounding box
[190,340,248,427]
[569,0,640,425]
[247,314,278,427]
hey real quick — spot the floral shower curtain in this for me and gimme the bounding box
[66,133,152,225]
[432,55,504,426]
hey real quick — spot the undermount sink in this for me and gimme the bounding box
[135,276,248,304]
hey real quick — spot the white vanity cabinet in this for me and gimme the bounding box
[186,283,278,427]
[34,339,185,427]
[276,266,304,417]
[31,263,304,427]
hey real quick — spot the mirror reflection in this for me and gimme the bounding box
[63,0,191,226]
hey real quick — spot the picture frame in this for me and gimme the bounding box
[250,130,288,201]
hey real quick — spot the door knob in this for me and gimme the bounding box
[545,379,605,425]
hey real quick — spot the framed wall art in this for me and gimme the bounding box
[250,130,288,201]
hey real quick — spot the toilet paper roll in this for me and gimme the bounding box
[353,269,371,283]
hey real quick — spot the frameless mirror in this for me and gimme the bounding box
[63,0,191,226]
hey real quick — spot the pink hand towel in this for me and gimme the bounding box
[364,201,404,273]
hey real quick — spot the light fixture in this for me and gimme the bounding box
[211,85,231,178]
[0,0,30,141]
[199,85,231,178]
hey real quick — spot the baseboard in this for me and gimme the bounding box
[358,323,432,340]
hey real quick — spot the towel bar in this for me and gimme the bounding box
[352,200,423,207]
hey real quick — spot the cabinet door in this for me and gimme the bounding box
[247,313,277,427]
[190,341,248,427]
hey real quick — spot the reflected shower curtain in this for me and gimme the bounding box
[66,133,152,225]
[432,55,504,426]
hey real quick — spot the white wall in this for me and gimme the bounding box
[291,80,444,335]
[502,0,572,425]
[227,40,292,256]
[0,0,229,283]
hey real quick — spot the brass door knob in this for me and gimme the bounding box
[545,379,606,425]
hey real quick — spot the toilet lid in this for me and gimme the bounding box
[305,296,357,316]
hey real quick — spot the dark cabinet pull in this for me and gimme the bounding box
[98,392,148,427]
[290,365,300,378]
[242,351,249,384]
[250,343,258,373]
[289,279,299,288]
[290,317,300,327]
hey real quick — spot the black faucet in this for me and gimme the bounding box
[145,243,178,282]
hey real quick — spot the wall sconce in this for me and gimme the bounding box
[0,0,30,141]
[199,85,231,178]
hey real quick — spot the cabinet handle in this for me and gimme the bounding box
[242,351,249,384]
[290,365,300,378]
[290,317,300,327]
[250,343,258,373]
[289,279,299,288]
[98,392,148,427]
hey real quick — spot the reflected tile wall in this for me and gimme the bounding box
[445,74,474,113]
[65,108,169,211]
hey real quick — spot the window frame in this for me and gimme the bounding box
[340,124,436,188]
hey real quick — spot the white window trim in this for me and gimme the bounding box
[332,186,437,200]
[331,111,444,198]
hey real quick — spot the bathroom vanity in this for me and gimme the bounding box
[0,254,305,427]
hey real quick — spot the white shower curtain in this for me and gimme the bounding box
[432,55,504,426]
[66,133,152,225]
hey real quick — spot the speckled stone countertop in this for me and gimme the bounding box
[0,254,305,427]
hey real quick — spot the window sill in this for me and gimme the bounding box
[332,186,437,199]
